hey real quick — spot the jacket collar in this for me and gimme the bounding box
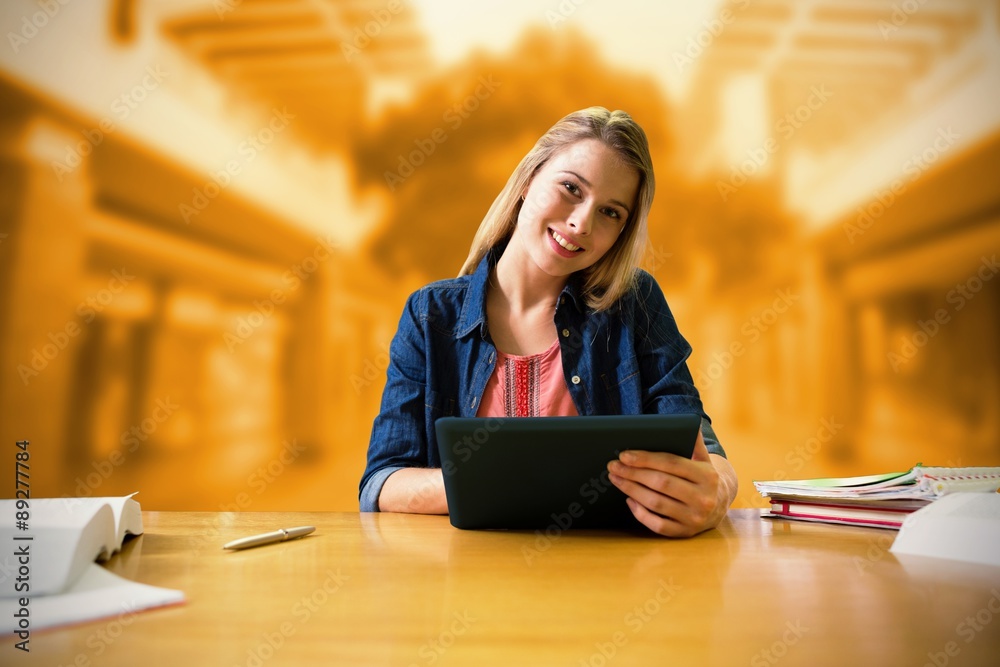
[455,241,586,339]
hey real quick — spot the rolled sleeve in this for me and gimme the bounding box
[359,465,405,512]
[701,417,726,458]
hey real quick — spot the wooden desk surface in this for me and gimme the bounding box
[20,510,1000,666]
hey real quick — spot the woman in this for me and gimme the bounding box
[360,107,737,537]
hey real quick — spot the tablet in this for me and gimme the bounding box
[435,414,701,530]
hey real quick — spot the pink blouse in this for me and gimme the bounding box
[476,338,579,418]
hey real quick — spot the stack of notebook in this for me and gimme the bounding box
[753,465,1000,529]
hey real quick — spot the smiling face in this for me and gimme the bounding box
[512,138,640,279]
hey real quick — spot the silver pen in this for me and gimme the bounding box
[223,526,316,550]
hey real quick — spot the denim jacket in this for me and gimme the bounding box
[359,245,725,511]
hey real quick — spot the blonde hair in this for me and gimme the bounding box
[458,106,655,312]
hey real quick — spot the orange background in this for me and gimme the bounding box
[1,0,999,510]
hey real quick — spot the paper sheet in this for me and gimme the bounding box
[0,563,185,634]
[890,493,1000,567]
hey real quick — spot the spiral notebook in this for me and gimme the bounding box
[754,466,1000,529]
[754,465,1000,501]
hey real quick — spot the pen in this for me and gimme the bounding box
[223,526,316,550]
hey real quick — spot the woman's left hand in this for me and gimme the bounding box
[607,430,734,537]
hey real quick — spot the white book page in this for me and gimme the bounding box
[0,563,184,633]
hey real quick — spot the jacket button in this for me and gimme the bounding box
[561,328,570,337]
[571,375,581,384]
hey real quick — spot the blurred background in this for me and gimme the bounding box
[1,0,998,510]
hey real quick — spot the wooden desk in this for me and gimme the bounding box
[22,511,1000,666]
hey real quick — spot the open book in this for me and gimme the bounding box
[0,494,184,635]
